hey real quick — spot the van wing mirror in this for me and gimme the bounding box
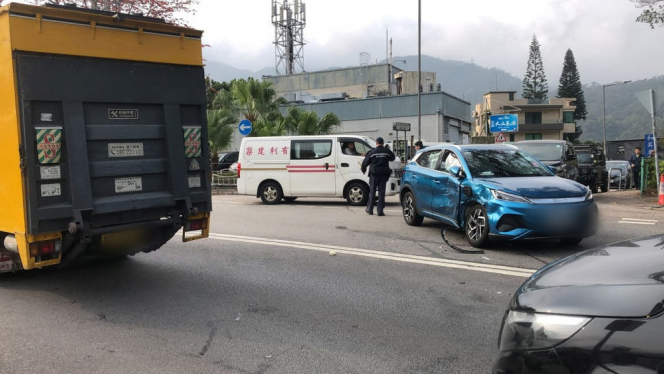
[567,154,577,161]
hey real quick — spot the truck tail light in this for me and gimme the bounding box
[29,239,61,257]
[185,218,207,232]
[237,163,241,178]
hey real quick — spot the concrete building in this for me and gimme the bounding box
[473,91,577,142]
[244,63,472,160]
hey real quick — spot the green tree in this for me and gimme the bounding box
[206,108,236,160]
[204,76,226,110]
[557,49,587,142]
[212,78,287,137]
[284,107,341,135]
[631,0,664,28]
[40,0,198,25]
[522,34,549,101]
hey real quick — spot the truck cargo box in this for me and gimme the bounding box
[0,3,211,271]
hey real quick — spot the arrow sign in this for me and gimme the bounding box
[238,119,252,136]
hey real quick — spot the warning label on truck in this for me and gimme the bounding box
[108,143,144,158]
[35,127,62,164]
[41,183,61,197]
[40,165,61,180]
[115,177,143,193]
[183,126,202,158]
[108,109,138,119]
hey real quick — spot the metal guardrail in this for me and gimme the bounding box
[212,172,237,187]
[608,167,628,190]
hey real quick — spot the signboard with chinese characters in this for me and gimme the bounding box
[645,134,655,158]
[242,139,290,162]
[490,114,518,133]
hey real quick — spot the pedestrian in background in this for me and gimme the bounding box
[361,137,395,216]
[629,147,644,189]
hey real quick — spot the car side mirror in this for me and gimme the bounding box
[449,165,465,179]
[567,154,577,161]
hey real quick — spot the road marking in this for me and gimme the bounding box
[208,233,536,278]
[618,218,658,225]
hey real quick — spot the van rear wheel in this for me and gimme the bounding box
[345,182,368,206]
[260,182,283,204]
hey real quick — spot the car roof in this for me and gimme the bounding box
[421,143,519,152]
[514,140,568,144]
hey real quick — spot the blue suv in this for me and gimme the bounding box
[399,144,598,248]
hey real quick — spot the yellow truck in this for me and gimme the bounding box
[0,3,211,272]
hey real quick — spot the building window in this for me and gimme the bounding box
[563,111,575,123]
[509,133,515,142]
[525,133,542,140]
[525,112,542,124]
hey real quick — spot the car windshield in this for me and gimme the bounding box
[516,143,562,161]
[462,149,552,178]
[607,162,627,171]
[576,153,593,163]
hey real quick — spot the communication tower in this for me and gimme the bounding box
[272,0,306,75]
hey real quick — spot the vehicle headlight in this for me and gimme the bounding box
[491,189,531,204]
[498,311,591,351]
[585,188,593,201]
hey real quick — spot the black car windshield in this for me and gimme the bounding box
[577,153,593,163]
[516,143,563,161]
[462,149,552,178]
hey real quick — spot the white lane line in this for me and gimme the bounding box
[618,218,658,225]
[208,233,536,278]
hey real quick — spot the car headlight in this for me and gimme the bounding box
[491,189,531,204]
[585,188,593,201]
[498,311,591,351]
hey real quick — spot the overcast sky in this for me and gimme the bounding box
[183,0,663,85]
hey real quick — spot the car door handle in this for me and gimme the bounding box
[341,163,349,167]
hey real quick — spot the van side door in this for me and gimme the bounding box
[289,139,336,195]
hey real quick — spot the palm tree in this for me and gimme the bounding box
[284,107,340,135]
[206,108,237,162]
[213,79,287,136]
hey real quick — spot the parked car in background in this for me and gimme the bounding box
[606,160,633,189]
[399,144,597,248]
[514,140,579,181]
[493,233,664,373]
[574,143,608,193]
[217,151,239,171]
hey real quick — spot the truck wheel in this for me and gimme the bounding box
[600,181,608,193]
[345,182,368,206]
[589,177,597,193]
[465,205,490,248]
[260,182,283,204]
[401,191,423,226]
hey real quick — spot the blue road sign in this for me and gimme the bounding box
[238,119,252,136]
[645,134,655,157]
[490,114,518,133]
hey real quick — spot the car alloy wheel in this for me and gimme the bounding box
[465,205,490,248]
[260,182,283,204]
[345,182,368,206]
[401,191,423,226]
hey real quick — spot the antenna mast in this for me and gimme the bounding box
[272,0,306,75]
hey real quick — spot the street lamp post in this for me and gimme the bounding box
[602,80,631,156]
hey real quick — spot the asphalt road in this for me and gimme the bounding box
[0,188,661,374]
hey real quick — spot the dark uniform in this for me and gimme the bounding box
[361,137,395,216]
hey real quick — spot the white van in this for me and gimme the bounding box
[236,135,401,205]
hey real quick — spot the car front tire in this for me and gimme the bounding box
[401,191,424,226]
[465,205,490,248]
[345,182,368,206]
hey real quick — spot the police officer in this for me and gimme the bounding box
[361,137,395,216]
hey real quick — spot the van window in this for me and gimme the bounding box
[291,140,332,160]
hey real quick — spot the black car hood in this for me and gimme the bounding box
[512,234,664,318]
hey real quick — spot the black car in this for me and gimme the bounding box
[493,234,664,373]
[607,160,633,189]
[574,144,608,193]
[217,151,239,171]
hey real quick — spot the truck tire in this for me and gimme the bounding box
[589,177,597,193]
[260,181,283,204]
[600,172,609,193]
[345,182,368,206]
